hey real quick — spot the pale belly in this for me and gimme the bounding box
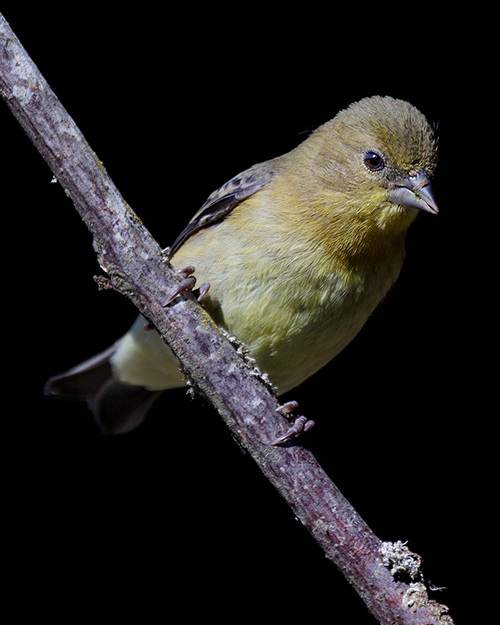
[210,267,393,393]
[112,253,401,394]
[112,222,405,394]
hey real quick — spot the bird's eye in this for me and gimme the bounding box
[364,151,385,171]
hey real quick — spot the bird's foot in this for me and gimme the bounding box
[272,401,315,445]
[163,266,210,306]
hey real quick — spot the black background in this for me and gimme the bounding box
[3,8,491,623]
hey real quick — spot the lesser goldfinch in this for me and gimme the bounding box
[45,96,438,434]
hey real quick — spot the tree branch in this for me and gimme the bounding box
[1,14,454,624]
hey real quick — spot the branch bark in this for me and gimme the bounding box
[1,14,454,624]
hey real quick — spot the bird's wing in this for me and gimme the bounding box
[167,157,281,258]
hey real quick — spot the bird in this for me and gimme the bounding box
[45,95,438,437]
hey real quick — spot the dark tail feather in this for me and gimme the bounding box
[91,379,162,434]
[44,346,162,434]
[44,346,117,401]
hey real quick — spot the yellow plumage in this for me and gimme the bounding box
[45,96,438,433]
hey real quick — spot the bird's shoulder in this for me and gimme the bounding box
[167,157,282,258]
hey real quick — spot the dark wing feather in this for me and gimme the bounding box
[167,157,280,258]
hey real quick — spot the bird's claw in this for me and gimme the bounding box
[163,266,210,306]
[194,281,211,301]
[272,401,315,445]
[276,401,298,415]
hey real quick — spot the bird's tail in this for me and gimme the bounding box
[44,345,162,434]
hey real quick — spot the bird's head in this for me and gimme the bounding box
[305,96,439,232]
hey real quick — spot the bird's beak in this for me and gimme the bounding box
[387,171,438,215]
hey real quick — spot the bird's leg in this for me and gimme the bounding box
[163,266,210,306]
[272,401,315,445]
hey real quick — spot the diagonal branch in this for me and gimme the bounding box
[0,14,454,624]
